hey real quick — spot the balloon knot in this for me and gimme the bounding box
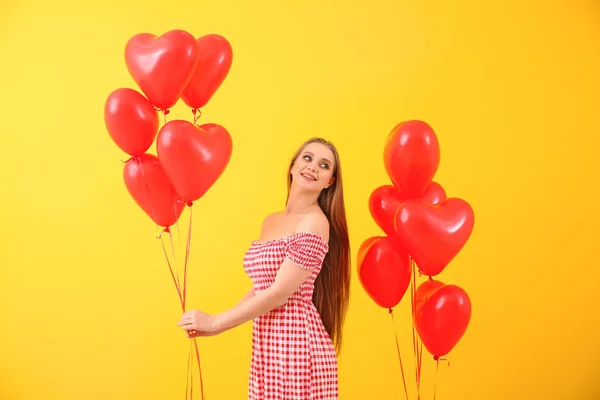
[187,201,193,207]
[192,109,202,125]
[163,109,170,115]
[156,227,170,239]
[388,308,393,314]
[434,356,451,366]
[428,276,433,281]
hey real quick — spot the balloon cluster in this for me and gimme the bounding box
[104,29,234,230]
[358,120,474,393]
[103,29,234,400]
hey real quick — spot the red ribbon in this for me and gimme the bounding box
[159,228,183,307]
[389,308,409,400]
[158,205,205,399]
[409,258,422,400]
[433,356,451,400]
[192,108,202,125]
[182,205,193,311]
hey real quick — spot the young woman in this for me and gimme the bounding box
[177,137,351,399]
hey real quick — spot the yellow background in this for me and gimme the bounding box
[1,0,599,399]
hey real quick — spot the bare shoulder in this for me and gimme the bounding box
[295,211,330,242]
[260,211,282,235]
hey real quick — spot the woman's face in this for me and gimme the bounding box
[291,142,336,191]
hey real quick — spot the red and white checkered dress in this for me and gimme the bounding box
[243,231,338,400]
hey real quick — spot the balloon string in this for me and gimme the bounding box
[432,356,450,400]
[190,340,194,399]
[155,107,170,126]
[389,308,409,400]
[181,203,204,399]
[433,359,439,400]
[158,228,184,308]
[418,340,423,384]
[192,108,202,125]
[168,228,180,289]
[193,338,206,400]
[414,262,422,394]
[185,343,191,400]
[409,258,421,400]
[182,204,193,311]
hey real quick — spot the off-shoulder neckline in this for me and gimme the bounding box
[251,231,329,246]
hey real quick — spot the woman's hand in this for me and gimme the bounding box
[177,309,219,336]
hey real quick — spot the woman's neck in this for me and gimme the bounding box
[285,186,320,215]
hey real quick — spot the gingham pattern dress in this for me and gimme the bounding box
[243,231,338,400]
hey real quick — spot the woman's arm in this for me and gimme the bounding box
[186,286,255,337]
[212,258,312,331]
[178,214,329,335]
[182,258,313,334]
[236,287,256,306]
[188,287,254,338]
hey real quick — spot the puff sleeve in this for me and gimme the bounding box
[284,232,329,272]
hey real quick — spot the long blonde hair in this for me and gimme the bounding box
[287,137,351,354]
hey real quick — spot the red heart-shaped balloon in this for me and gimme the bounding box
[412,278,445,320]
[357,236,412,309]
[414,284,471,358]
[369,185,405,238]
[123,154,185,228]
[157,120,232,202]
[104,88,158,156]
[182,34,233,110]
[395,198,474,276]
[383,120,440,198]
[125,29,199,110]
[369,182,447,238]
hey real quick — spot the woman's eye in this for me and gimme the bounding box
[320,163,329,169]
[303,155,311,161]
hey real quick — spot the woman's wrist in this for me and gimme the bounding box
[212,313,225,332]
